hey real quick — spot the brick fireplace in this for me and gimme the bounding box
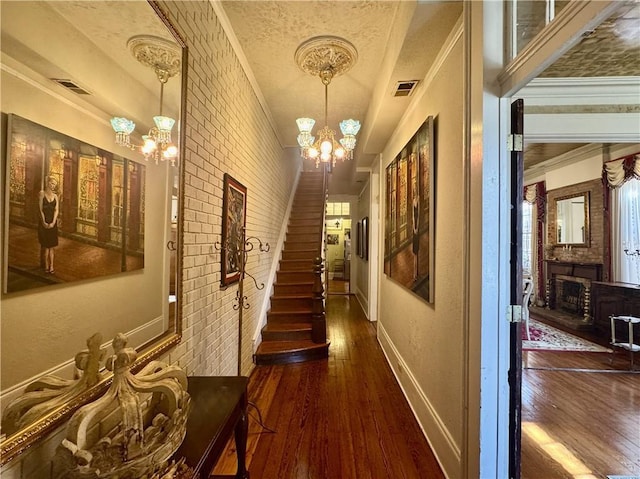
[545,261,602,322]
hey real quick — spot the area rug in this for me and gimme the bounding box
[522,318,611,352]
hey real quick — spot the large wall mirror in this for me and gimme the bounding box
[555,192,590,246]
[0,0,185,463]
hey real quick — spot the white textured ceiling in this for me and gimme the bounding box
[220,1,463,194]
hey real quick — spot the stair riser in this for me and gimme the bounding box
[261,329,312,341]
[270,297,314,310]
[254,344,329,366]
[282,250,318,260]
[267,312,314,323]
[288,220,323,228]
[274,283,314,295]
[290,214,323,222]
[278,263,314,272]
[286,233,319,243]
[276,271,315,283]
[288,226,321,235]
[283,241,321,251]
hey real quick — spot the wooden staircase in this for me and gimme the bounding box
[254,171,330,365]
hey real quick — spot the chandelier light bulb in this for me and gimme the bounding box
[320,139,333,154]
[163,144,178,159]
[335,147,345,159]
[320,152,331,163]
[142,136,157,154]
[308,147,319,159]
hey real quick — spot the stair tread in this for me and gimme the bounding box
[271,293,313,299]
[262,322,312,332]
[268,308,313,314]
[255,339,330,355]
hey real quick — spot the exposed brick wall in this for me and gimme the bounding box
[0,3,298,476]
[545,178,604,264]
[158,1,298,377]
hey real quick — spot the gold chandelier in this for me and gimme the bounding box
[295,36,360,168]
[111,36,181,166]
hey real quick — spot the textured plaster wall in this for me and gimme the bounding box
[377,33,464,477]
[1,1,297,476]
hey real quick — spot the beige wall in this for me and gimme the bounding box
[1,1,297,476]
[377,25,464,478]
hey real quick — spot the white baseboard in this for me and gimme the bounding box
[377,322,461,479]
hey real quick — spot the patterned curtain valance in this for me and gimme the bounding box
[523,181,545,204]
[603,153,640,188]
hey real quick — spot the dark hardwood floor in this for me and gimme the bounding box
[214,294,444,479]
[213,296,640,478]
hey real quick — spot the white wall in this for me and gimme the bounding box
[376,20,464,478]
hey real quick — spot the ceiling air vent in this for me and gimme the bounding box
[393,80,419,97]
[51,78,91,95]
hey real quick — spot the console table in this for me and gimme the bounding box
[173,376,250,479]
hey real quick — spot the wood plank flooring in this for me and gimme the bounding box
[213,294,444,479]
[522,349,640,478]
[213,296,640,478]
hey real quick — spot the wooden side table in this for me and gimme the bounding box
[609,315,640,370]
[173,376,250,479]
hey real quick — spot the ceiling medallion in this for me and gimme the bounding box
[294,36,361,168]
[295,35,358,80]
[127,35,181,81]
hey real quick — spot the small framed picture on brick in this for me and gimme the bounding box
[221,173,247,286]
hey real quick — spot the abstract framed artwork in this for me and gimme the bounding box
[356,221,362,258]
[3,114,146,294]
[220,173,247,286]
[384,116,435,303]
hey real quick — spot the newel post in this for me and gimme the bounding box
[312,256,326,343]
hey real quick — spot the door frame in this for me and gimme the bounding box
[468,1,620,477]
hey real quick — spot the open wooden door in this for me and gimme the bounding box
[508,98,524,479]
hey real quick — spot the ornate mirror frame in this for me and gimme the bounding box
[0,1,187,464]
[553,191,590,247]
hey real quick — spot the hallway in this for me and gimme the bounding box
[214,294,444,478]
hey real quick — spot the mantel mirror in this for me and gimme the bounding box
[554,192,590,247]
[0,0,185,464]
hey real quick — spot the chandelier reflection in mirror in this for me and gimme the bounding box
[111,35,180,166]
[295,36,361,168]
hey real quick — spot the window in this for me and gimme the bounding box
[522,201,533,273]
[508,0,570,59]
[619,178,640,284]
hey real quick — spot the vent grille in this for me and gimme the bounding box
[394,80,419,97]
[51,78,91,95]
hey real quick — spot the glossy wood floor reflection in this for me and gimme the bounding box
[522,350,640,478]
[213,295,444,479]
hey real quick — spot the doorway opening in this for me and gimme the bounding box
[326,202,351,295]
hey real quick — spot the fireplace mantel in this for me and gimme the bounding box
[544,260,603,321]
[544,260,602,281]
